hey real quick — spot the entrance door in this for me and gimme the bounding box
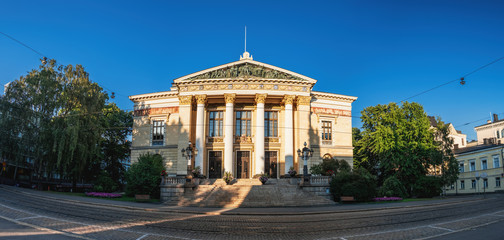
[208,151,222,178]
[265,151,277,178]
[236,151,250,178]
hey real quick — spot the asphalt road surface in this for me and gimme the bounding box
[1,185,504,240]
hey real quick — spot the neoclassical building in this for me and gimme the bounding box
[129,52,357,178]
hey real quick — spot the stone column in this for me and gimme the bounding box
[177,95,193,176]
[224,93,236,175]
[194,95,207,172]
[255,94,267,176]
[297,96,312,174]
[283,95,295,175]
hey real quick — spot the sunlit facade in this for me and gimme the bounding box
[129,52,357,178]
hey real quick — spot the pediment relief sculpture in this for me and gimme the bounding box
[186,63,305,81]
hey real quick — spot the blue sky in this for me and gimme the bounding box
[1,0,503,141]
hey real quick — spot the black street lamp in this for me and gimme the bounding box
[181,141,193,181]
[297,142,314,183]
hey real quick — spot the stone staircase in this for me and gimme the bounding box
[166,179,334,207]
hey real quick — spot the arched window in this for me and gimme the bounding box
[322,153,333,163]
[501,129,504,139]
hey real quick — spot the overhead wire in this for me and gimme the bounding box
[401,56,504,102]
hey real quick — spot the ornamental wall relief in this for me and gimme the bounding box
[186,63,305,81]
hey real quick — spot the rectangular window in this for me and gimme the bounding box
[496,177,501,188]
[481,159,488,170]
[460,180,465,189]
[494,155,500,168]
[321,121,332,141]
[264,111,278,137]
[209,111,223,137]
[483,178,488,189]
[459,162,464,173]
[152,120,164,145]
[450,184,455,190]
[470,160,476,171]
[235,111,252,137]
[471,180,476,189]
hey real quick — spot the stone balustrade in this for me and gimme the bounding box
[309,176,331,186]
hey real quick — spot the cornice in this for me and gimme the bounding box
[129,91,178,102]
[311,91,358,103]
[173,59,318,84]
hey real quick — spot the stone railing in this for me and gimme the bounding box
[309,176,331,186]
[161,176,186,185]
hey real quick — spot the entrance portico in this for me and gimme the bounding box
[129,51,357,179]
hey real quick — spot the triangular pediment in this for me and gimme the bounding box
[173,59,317,83]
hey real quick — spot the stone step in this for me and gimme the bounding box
[175,180,334,207]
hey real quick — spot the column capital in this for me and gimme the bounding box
[297,96,312,106]
[282,95,296,105]
[195,94,207,105]
[224,93,236,104]
[178,95,193,105]
[255,93,267,104]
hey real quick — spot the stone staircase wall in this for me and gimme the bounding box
[161,178,334,207]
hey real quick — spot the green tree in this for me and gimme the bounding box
[1,61,63,184]
[125,153,165,198]
[0,59,130,191]
[356,102,438,193]
[432,118,459,188]
[100,103,133,187]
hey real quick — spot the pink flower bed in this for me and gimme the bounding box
[372,197,403,202]
[85,192,122,198]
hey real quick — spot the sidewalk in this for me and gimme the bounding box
[0,184,485,216]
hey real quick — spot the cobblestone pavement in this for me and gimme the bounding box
[1,185,504,240]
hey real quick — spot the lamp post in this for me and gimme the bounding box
[181,141,193,182]
[297,142,314,183]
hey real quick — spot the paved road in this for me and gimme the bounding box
[1,185,504,240]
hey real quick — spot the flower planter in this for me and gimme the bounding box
[135,194,150,202]
[192,178,200,186]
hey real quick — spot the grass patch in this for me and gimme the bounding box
[47,190,160,203]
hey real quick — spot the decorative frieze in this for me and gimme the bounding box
[265,137,280,143]
[178,96,193,105]
[178,83,310,93]
[235,136,253,143]
[134,107,179,117]
[312,107,351,117]
[208,137,224,143]
[224,93,236,104]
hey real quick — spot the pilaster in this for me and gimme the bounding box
[177,95,193,176]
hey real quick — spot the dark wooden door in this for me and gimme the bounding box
[265,151,277,178]
[236,151,250,178]
[208,151,222,178]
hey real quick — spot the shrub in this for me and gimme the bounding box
[330,168,376,202]
[311,158,352,176]
[93,171,118,193]
[125,153,165,198]
[379,176,407,198]
[309,164,324,175]
[412,176,442,198]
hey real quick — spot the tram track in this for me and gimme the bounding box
[1,185,504,238]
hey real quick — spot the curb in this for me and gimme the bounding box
[0,185,486,216]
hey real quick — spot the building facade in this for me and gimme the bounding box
[129,52,357,179]
[447,144,504,194]
[475,114,504,145]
